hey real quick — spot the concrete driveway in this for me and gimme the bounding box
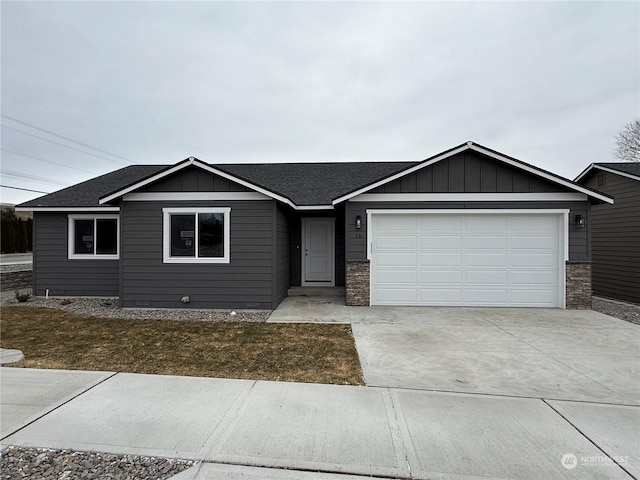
[350,307,640,405]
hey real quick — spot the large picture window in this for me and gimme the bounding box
[163,207,230,263]
[68,215,119,259]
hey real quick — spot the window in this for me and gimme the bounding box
[68,215,119,259]
[163,207,230,263]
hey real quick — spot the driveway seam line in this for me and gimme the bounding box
[486,321,623,398]
[384,388,412,479]
[196,458,412,479]
[0,370,118,442]
[541,398,638,480]
[365,384,637,407]
[196,380,258,461]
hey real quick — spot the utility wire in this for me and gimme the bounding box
[0,185,50,194]
[1,169,70,187]
[1,124,130,166]
[1,114,134,164]
[1,148,102,175]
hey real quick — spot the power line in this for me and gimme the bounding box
[1,148,102,175]
[1,114,134,164]
[1,124,129,166]
[0,169,70,187]
[0,185,49,194]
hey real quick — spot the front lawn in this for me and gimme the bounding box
[0,307,363,385]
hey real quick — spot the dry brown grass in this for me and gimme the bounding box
[0,307,363,385]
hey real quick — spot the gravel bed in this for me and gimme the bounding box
[0,446,194,480]
[1,290,271,322]
[592,296,640,325]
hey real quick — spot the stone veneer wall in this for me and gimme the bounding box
[566,262,592,309]
[345,261,370,306]
[1,268,32,292]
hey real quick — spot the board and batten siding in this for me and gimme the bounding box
[139,166,252,192]
[32,212,120,296]
[346,201,591,262]
[581,172,640,303]
[370,151,571,194]
[120,200,275,309]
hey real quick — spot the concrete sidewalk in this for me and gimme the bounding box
[1,368,638,479]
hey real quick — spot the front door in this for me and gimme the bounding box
[302,218,335,285]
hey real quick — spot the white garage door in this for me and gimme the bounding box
[370,212,564,307]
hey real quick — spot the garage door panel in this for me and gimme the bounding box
[465,235,508,249]
[371,213,562,308]
[376,216,417,232]
[375,269,418,284]
[419,270,463,284]
[419,216,462,230]
[510,289,557,305]
[465,253,508,267]
[466,216,507,230]
[465,271,508,285]
[419,253,462,266]
[377,253,416,266]
[419,289,463,304]
[511,215,555,230]
[511,235,556,249]
[511,270,558,285]
[377,235,416,250]
[511,253,557,267]
[418,235,462,249]
[464,289,509,305]
[375,288,417,303]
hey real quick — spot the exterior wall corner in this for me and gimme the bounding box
[345,260,370,306]
[566,261,592,309]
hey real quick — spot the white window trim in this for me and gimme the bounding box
[68,214,120,260]
[163,207,231,264]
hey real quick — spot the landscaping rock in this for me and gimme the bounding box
[0,446,194,480]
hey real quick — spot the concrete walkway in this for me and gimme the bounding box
[1,368,637,479]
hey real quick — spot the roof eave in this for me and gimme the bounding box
[98,157,298,208]
[575,163,640,184]
[333,142,614,205]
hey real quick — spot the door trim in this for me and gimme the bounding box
[301,217,335,287]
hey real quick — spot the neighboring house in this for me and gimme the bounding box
[575,162,640,304]
[16,141,612,310]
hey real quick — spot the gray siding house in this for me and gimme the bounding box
[17,142,612,310]
[575,163,640,304]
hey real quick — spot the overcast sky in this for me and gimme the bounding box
[1,1,638,205]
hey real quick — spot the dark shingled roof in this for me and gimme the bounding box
[217,162,417,206]
[594,162,640,178]
[18,161,418,208]
[18,165,166,208]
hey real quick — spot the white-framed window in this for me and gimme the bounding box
[68,214,120,260]
[162,207,231,263]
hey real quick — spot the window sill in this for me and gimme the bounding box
[163,257,229,264]
[68,255,119,260]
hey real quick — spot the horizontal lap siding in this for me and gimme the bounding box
[346,202,590,262]
[33,212,119,296]
[120,200,274,309]
[582,173,640,303]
